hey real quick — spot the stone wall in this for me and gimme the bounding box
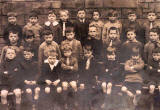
[0,0,159,49]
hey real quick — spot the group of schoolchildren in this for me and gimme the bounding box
[1,7,160,110]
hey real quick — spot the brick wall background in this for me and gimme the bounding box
[0,0,159,50]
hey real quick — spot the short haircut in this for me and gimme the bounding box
[127,10,136,15]
[23,47,34,53]
[77,7,86,12]
[48,49,57,57]
[108,27,119,34]
[42,29,53,36]
[29,12,38,18]
[65,26,75,33]
[48,10,56,15]
[149,28,159,34]
[107,47,116,55]
[61,43,72,52]
[92,9,101,16]
[147,9,156,14]
[126,27,136,34]
[108,9,118,17]
[5,46,17,54]
[59,9,69,15]
[7,12,17,17]
[152,48,160,54]
[8,29,19,35]
[24,30,34,39]
[84,40,93,51]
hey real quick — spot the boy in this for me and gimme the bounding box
[20,30,38,61]
[59,9,73,38]
[121,28,143,62]
[0,29,21,64]
[104,27,121,53]
[89,9,104,40]
[23,11,43,46]
[74,8,89,46]
[102,9,122,44]
[60,26,83,61]
[3,12,22,44]
[143,10,160,42]
[123,48,144,108]
[144,28,160,64]
[85,25,103,61]
[122,10,145,43]
[38,30,61,74]
[0,47,22,109]
[43,10,62,44]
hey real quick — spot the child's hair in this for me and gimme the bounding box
[61,43,72,52]
[108,27,119,34]
[5,46,17,57]
[84,40,93,50]
[108,9,118,17]
[147,9,156,14]
[89,24,98,30]
[24,30,35,39]
[65,26,75,33]
[107,47,116,55]
[48,49,57,57]
[127,10,136,16]
[42,29,53,36]
[7,12,17,17]
[59,9,69,15]
[92,9,101,16]
[77,7,86,12]
[152,48,160,54]
[126,27,136,34]
[149,28,160,34]
[132,46,140,56]
[48,10,56,16]
[29,11,38,18]
[8,29,19,36]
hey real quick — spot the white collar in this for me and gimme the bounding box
[45,21,59,26]
[44,59,59,66]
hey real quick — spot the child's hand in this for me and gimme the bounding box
[45,80,52,85]
[157,69,160,73]
[70,81,77,91]
[26,88,32,94]
[62,81,69,91]
[149,66,153,70]
[31,81,36,85]
[3,71,8,75]
[121,86,127,92]
[79,83,85,90]
[45,87,50,94]
[149,85,155,94]
[57,87,62,93]
[101,82,107,93]
[1,90,8,104]
[53,79,60,86]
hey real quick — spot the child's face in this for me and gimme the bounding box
[48,56,57,65]
[66,32,75,41]
[77,10,86,19]
[127,31,136,41]
[5,49,16,60]
[107,53,116,61]
[153,53,160,61]
[29,17,38,25]
[93,12,100,21]
[25,37,34,43]
[108,14,117,22]
[60,12,69,22]
[48,13,56,22]
[108,29,118,40]
[84,47,93,58]
[64,50,72,57]
[128,14,137,22]
[9,32,19,44]
[147,13,157,22]
[23,51,34,60]
[44,34,53,44]
[132,55,140,60]
[149,32,159,42]
[89,27,97,38]
[8,16,17,24]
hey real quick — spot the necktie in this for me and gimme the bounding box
[66,58,70,66]
[109,40,113,47]
[85,59,91,70]
[150,22,153,29]
[63,22,66,36]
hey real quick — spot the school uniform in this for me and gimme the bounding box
[61,39,83,61]
[43,21,63,44]
[74,19,90,46]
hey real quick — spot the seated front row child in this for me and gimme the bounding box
[147,48,160,94]
[0,47,22,108]
[122,47,144,105]
[61,44,78,91]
